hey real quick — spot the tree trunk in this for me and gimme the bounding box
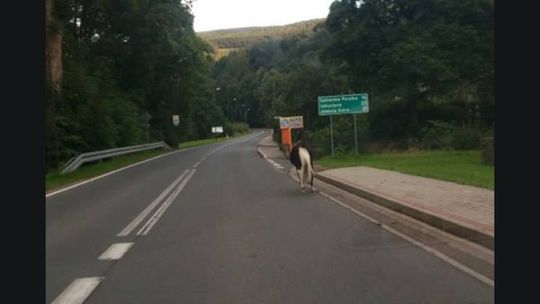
[46,0,62,92]
[45,0,62,169]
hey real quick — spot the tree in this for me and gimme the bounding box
[322,0,494,138]
[46,0,224,168]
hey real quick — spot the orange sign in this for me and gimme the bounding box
[281,128,292,152]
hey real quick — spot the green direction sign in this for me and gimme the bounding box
[318,93,369,116]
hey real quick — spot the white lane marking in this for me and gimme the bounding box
[257,147,268,159]
[318,191,494,288]
[46,132,262,198]
[137,169,197,235]
[318,192,382,226]
[117,170,189,237]
[266,158,284,169]
[98,242,134,260]
[191,138,243,170]
[46,148,196,198]
[51,277,104,304]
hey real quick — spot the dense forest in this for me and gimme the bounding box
[45,0,228,170]
[210,0,494,157]
[46,0,494,169]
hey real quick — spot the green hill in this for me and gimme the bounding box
[198,19,325,59]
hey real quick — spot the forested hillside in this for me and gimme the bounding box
[211,0,494,157]
[46,0,494,169]
[198,19,324,49]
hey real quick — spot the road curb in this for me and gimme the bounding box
[256,147,268,159]
[314,173,494,250]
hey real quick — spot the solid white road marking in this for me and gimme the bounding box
[257,147,268,159]
[98,243,134,260]
[266,158,284,170]
[46,131,264,198]
[51,277,104,304]
[46,148,196,198]
[318,191,494,287]
[117,170,189,237]
[137,169,197,235]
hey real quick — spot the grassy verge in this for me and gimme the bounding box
[46,149,169,192]
[316,150,494,190]
[46,132,251,193]
[179,136,230,149]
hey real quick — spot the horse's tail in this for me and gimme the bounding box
[299,147,314,185]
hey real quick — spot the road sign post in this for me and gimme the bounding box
[171,114,180,147]
[353,114,358,155]
[318,94,369,156]
[330,115,334,157]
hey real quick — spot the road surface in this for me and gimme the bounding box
[46,130,493,303]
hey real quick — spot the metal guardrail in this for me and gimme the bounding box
[61,142,171,174]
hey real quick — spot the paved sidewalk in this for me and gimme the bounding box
[256,132,287,160]
[256,133,494,250]
[317,167,494,249]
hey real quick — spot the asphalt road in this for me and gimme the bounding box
[46,130,493,304]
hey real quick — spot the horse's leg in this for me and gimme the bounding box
[310,171,314,192]
[302,167,308,192]
[297,169,304,190]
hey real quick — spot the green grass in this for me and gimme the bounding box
[179,136,230,149]
[316,150,494,190]
[179,132,249,149]
[46,132,251,192]
[46,149,169,192]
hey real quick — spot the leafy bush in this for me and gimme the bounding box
[310,117,369,159]
[226,122,249,136]
[451,126,484,150]
[420,120,455,150]
[310,128,331,159]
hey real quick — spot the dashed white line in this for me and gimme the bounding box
[98,243,134,260]
[51,277,104,304]
[117,170,189,237]
[137,169,197,235]
[50,132,267,304]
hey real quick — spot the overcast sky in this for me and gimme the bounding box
[192,0,336,32]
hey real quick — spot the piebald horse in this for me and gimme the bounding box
[289,141,315,192]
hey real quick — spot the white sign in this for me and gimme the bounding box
[212,126,224,133]
[279,116,303,129]
[172,115,179,126]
